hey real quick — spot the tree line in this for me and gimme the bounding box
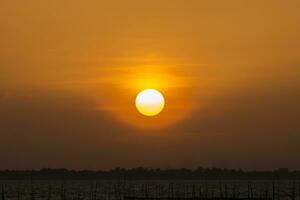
[0,167,296,180]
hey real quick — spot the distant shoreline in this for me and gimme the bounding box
[0,168,298,180]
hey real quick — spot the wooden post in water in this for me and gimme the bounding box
[17,186,22,200]
[236,183,240,199]
[145,183,149,198]
[277,182,280,200]
[211,184,215,198]
[292,181,296,200]
[219,182,223,198]
[168,183,174,199]
[247,182,251,199]
[199,184,202,199]
[192,184,196,199]
[47,185,52,200]
[298,182,300,200]
[95,183,99,200]
[61,184,66,200]
[30,184,35,200]
[232,183,236,199]
[76,189,81,200]
[1,185,5,200]
[90,183,94,200]
[205,182,208,199]
[224,183,228,199]
[265,182,269,200]
[272,182,275,200]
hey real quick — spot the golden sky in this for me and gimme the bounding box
[0,0,300,169]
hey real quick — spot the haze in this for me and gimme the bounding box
[0,0,300,170]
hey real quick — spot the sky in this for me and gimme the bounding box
[0,0,300,170]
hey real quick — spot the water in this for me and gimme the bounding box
[0,180,298,200]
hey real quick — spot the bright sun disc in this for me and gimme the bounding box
[135,89,165,116]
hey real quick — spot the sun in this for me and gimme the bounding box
[135,89,165,116]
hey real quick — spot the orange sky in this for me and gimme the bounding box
[0,0,300,170]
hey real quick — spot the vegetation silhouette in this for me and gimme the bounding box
[0,167,295,180]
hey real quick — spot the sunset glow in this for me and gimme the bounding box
[1,0,299,170]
